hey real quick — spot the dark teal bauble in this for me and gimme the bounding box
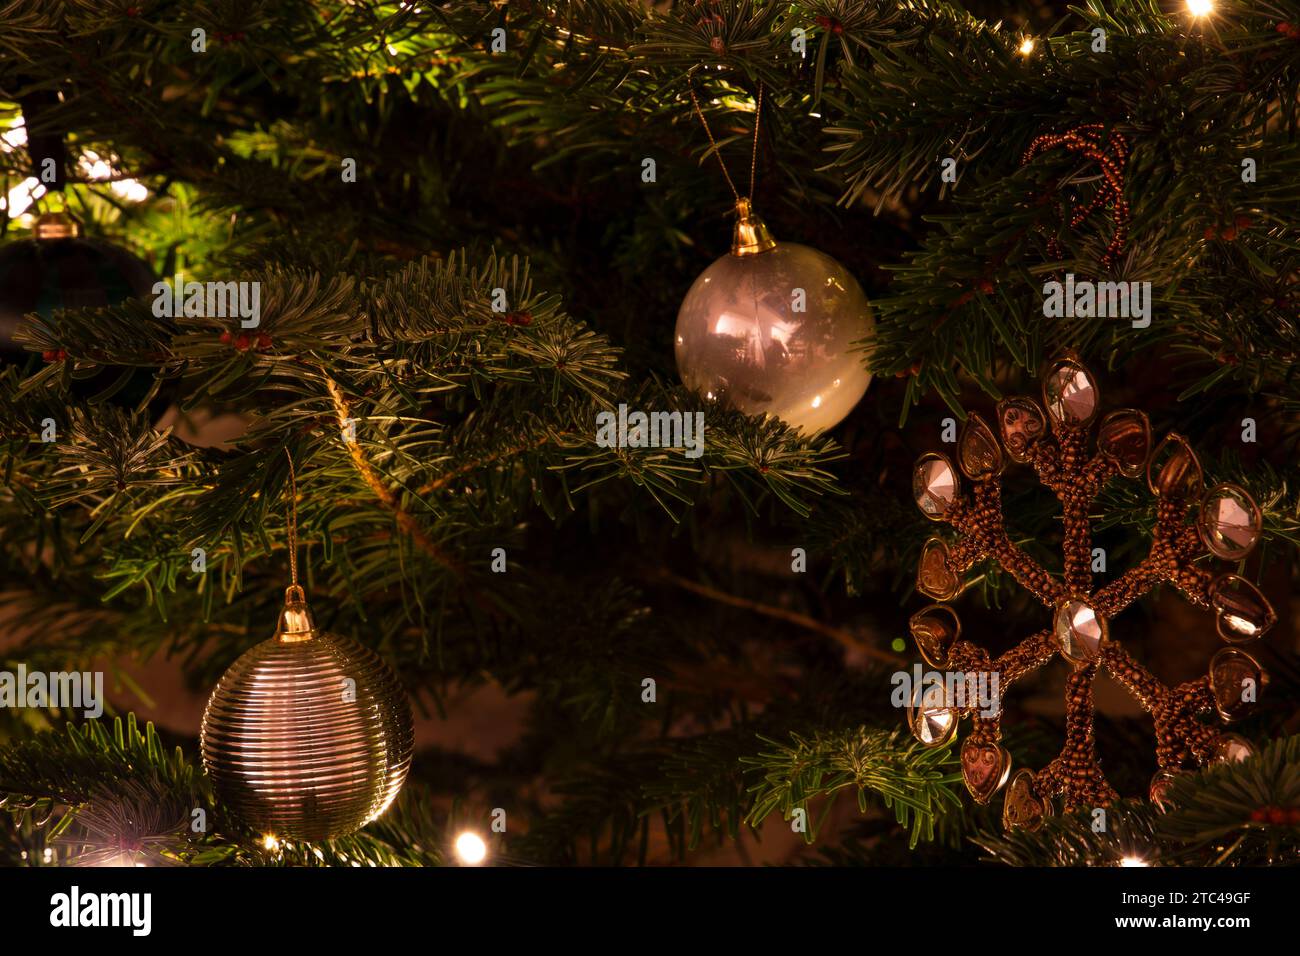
[0,212,166,411]
[0,213,155,359]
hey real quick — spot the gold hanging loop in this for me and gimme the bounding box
[687,77,774,256]
[285,448,299,587]
[276,449,314,642]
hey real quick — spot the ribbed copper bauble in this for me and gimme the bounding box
[200,586,414,842]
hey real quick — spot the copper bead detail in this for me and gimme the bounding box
[996,397,1047,463]
[962,739,1012,805]
[1052,597,1108,665]
[1198,483,1262,560]
[1149,769,1186,812]
[1209,573,1276,643]
[1208,647,1263,722]
[1208,733,1256,765]
[917,537,962,601]
[1042,356,1099,429]
[1002,769,1049,831]
[1147,433,1203,499]
[913,452,960,519]
[958,412,1003,480]
[908,686,957,748]
[1097,408,1151,477]
[909,604,961,668]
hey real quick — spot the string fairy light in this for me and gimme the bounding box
[454,831,488,865]
[79,150,149,203]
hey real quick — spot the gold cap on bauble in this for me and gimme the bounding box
[33,211,82,241]
[275,584,317,643]
[731,198,776,257]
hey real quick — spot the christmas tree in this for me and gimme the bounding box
[0,0,1297,880]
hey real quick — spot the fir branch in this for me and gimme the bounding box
[743,727,963,848]
[324,375,468,577]
[974,736,1300,866]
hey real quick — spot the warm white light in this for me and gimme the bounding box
[79,150,150,203]
[454,831,487,865]
[112,179,150,202]
[2,176,44,217]
[80,150,114,181]
[1120,855,1149,867]
[1186,0,1213,16]
[0,120,26,152]
[263,833,281,851]
[1019,38,1035,54]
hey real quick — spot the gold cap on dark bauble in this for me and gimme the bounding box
[33,211,82,240]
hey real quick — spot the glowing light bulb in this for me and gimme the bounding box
[1019,38,1035,55]
[112,179,150,202]
[78,150,150,203]
[455,831,487,865]
[2,177,44,217]
[263,834,280,852]
[1120,855,1148,867]
[1186,0,1212,16]
[0,120,26,152]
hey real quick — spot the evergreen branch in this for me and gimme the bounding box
[0,714,195,808]
[972,799,1164,867]
[646,566,907,664]
[743,727,963,848]
[324,375,468,577]
[973,735,1300,866]
[1157,734,1300,863]
[0,713,451,867]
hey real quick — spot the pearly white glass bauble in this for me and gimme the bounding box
[674,237,874,433]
